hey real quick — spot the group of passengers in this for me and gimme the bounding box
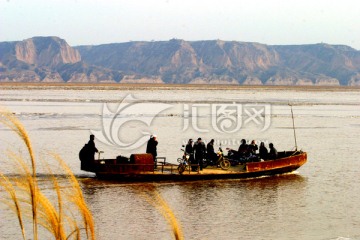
[185,138,218,159]
[185,138,227,171]
[185,138,208,171]
[82,135,278,171]
[184,138,279,169]
[238,139,278,161]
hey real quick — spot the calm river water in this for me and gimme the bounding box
[0,85,359,239]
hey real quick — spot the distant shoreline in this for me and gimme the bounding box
[0,82,359,92]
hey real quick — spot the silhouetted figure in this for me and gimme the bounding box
[146,135,158,167]
[185,139,194,155]
[79,134,98,171]
[185,138,194,166]
[87,134,98,161]
[248,140,258,155]
[259,142,268,160]
[268,143,278,160]
[238,139,249,157]
[194,137,206,171]
[207,139,217,162]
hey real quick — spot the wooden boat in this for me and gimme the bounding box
[80,103,308,181]
[80,150,307,181]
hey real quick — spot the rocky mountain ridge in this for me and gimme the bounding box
[0,37,122,83]
[1,37,359,85]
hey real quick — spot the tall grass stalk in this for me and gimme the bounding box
[0,109,38,239]
[1,108,182,240]
[51,153,96,240]
[41,159,65,239]
[0,174,27,240]
[141,187,184,240]
[0,109,96,239]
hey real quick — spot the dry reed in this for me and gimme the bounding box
[0,174,27,240]
[141,186,184,240]
[1,107,183,240]
[52,153,96,240]
[0,109,96,239]
[0,109,38,239]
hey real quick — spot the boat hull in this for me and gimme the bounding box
[85,152,307,182]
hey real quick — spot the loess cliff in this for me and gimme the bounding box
[1,37,360,85]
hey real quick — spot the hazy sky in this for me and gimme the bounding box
[1,0,359,49]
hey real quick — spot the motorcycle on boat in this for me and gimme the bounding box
[226,148,260,165]
[202,146,231,170]
[177,146,191,174]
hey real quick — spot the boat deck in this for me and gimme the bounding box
[155,163,246,174]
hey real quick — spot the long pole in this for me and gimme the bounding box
[289,104,298,151]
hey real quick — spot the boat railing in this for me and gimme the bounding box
[155,157,179,174]
[156,159,201,174]
[156,156,167,166]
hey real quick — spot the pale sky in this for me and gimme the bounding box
[1,0,359,49]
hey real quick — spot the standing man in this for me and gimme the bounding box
[88,134,98,161]
[146,134,158,167]
[185,139,194,155]
[194,137,206,171]
[206,139,217,163]
[185,138,194,165]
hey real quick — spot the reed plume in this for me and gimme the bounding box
[41,159,65,239]
[0,174,26,240]
[0,109,38,239]
[52,153,96,240]
[141,186,184,240]
[0,109,96,240]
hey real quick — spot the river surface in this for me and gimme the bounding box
[0,86,359,239]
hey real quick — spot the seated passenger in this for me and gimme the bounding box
[248,140,258,155]
[268,143,278,159]
[259,142,268,160]
[238,139,249,157]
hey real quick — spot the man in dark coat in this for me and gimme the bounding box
[87,134,98,161]
[206,139,217,163]
[248,140,258,155]
[185,139,194,155]
[268,143,278,159]
[185,138,194,165]
[79,134,98,171]
[194,137,206,171]
[238,139,249,157]
[146,135,158,167]
[259,142,268,160]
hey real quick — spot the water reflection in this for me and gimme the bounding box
[79,174,307,239]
